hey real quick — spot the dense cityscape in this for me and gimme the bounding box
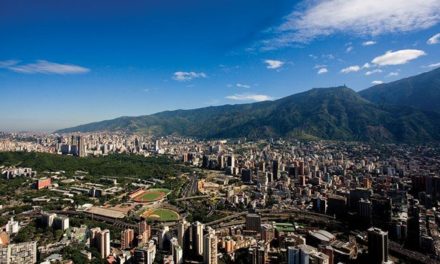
[0,132,439,263]
[3,1,440,264]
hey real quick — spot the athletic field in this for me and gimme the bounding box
[132,188,170,203]
[142,208,180,221]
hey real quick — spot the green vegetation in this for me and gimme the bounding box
[360,67,440,113]
[14,220,64,244]
[0,152,186,178]
[58,80,440,142]
[61,245,90,264]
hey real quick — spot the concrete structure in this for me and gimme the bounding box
[0,241,37,264]
[203,227,218,264]
[192,221,204,256]
[121,229,134,249]
[36,177,51,190]
[368,227,389,264]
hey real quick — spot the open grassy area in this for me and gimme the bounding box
[143,208,179,221]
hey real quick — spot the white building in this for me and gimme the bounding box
[5,217,20,234]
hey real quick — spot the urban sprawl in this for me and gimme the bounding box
[0,131,440,264]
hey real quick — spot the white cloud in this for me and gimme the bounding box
[265,0,440,48]
[317,68,328,74]
[365,69,383,76]
[427,62,440,68]
[264,59,284,69]
[362,62,372,69]
[341,65,361,73]
[372,80,384,85]
[427,33,440,44]
[236,83,251,88]
[372,49,426,66]
[346,46,353,53]
[362,41,377,46]
[387,72,400,77]
[173,71,207,81]
[0,60,90,74]
[226,93,272,102]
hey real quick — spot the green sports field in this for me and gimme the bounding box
[143,208,180,221]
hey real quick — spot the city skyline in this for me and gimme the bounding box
[1,0,440,131]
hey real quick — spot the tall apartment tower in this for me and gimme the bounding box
[368,227,389,264]
[121,228,134,249]
[272,160,279,181]
[287,246,299,264]
[177,219,191,253]
[171,237,183,264]
[138,220,151,244]
[96,229,111,259]
[245,214,262,232]
[77,136,86,157]
[203,227,218,264]
[191,221,204,256]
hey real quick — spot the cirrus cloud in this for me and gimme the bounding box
[173,71,207,81]
[426,62,440,68]
[427,33,440,44]
[264,0,440,48]
[0,60,90,74]
[236,83,251,88]
[341,65,361,74]
[371,49,426,66]
[365,69,383,76]
[362,41,377,46]
[226,93,272,102]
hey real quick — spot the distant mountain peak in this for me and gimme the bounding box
[359,67,440,113]
[57,71,440,143]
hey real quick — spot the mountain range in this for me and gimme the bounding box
[57,68,440,142]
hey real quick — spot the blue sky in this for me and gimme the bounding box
[1,0,440,131]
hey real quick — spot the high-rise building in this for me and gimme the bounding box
[241,169,252,183]
[272,160,279,181]
[203,227,218,264]
[177,219,190,253]
[53,215,70,231]
[121,229,134,249]
[368,227,389,264]
[191,221,204,256]
[77,136,86,157]
[250,245,267,264]
[287,246,299,264]
[246,214,262,232]
[91,228,111,259]
[171,237,183,264]
[137,220,151,246]
[261,224,274,242]
[158,226,170,250]
[41,212,57,228]
[227,155,235,170]
[133,241,156,264]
